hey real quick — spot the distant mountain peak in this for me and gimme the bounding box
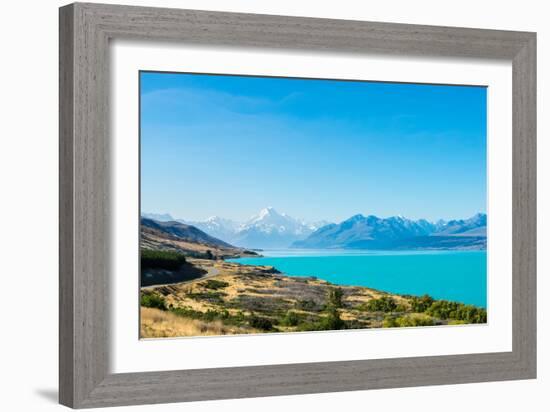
[292,212,487,250]
[345,213,366,222]
[141,212,175,222]
[257,206,277,217]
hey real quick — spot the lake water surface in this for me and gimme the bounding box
[228,250,487,308]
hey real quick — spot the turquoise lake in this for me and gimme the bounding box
[228,250,487,308]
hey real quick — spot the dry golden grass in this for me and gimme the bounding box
[148,261,411,323]
[141,260,427,337]
[141,227,254,258]
[140,307,256,338]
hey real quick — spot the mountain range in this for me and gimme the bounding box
[142,209,487,250]
[292,213,486,250]
[143,207,330,249]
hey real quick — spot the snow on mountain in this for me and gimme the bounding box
[141,207,330,248]
[239,207,309,234]
[434,213,487,236]
[142,209,486,250]
[292,213,487,250]
[231,207,324,248]
[184,216,240,243]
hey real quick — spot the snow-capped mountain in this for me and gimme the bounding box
[142,209,486,250]
[240,207,311,235]
[434,213,487,237]
[231,207,321,248]
[185,216,240,243]
[143,207,332,249]
[292,213,487,250]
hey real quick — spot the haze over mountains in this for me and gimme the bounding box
[142,209,487,250]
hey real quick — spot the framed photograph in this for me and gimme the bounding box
[59,2,536,408]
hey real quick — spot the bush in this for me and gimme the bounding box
[296,308,346,331]
[383,314,435,328]
[280,311,300,327]
[395,304,407,312]
[248,315,274,331]
[426,300,487,323]
[186,291,227,304]
[203,309,230,321]
[448,319,467,325]
[169,306,248,328]
[141,249,186,271]
[327,287,344,309]
[319,307,346,330]
[409,294,435,312]
[140,292,167,310]
[454,304,487,323]
[364,296,397,312]
[296,299,318,311]
[203,279,229,290]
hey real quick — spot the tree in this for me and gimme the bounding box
[409,294,434,312]
[365,296,397,312]
[327,287,344,309]
[320,307,345,330]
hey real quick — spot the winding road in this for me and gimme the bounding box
[141,265,220,290]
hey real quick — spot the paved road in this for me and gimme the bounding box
[141,266,220,290]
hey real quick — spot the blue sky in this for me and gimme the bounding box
[140,71,486,223]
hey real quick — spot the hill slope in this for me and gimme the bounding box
[140,218,257,258]
[145,207,331,249]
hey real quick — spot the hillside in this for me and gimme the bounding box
[141,218,258,259]
[292,213,487,250]
[140,259,487,337]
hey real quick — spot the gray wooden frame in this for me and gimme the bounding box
[59,2,536,408]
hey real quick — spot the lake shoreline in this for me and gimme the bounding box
[227,249,487,308]
[140,257,487,338]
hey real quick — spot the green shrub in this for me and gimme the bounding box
[395,304,407,312]
[203,309,230,321]
[364,296,397,312]
[448,319,467,325]
[248,315,274,331]
[169,306,247,328]
[426,300,487,324]
[319,307,346,330]
[281,311,300,327]
[327,287,344,309]
[382,316,398,328]
[141,249,186,271]
[454,304,487,323]
[296,299,318,311]
[186,291,227,304]
[140,292,167,310]
[409,294,435,312]
[383,314,435,328]
[203,279,229,290]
